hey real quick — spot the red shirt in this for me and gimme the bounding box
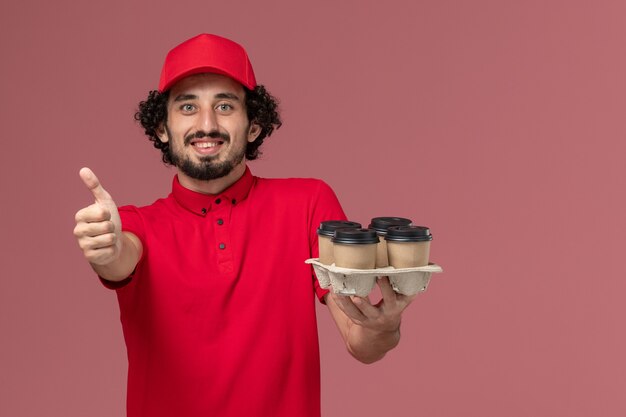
[103,167,346,417]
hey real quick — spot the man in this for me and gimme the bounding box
[74,34,416,417]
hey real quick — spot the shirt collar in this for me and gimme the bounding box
[171,166,254,216]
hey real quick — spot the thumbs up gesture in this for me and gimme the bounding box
[73,168,123,266]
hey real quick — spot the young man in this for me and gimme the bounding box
[74,34,416,417]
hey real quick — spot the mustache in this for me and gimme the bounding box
[184,130,230,145]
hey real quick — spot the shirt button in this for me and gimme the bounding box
[219,243,226,250]
[215,198,221,204]
[231,199,236,205]
[217,219,224,225]
[201,208,207,215]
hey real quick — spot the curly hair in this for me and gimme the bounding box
[134,85,282,164]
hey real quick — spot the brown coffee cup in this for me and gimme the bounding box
[317,220,362,265]
[385,226,433,268]
[331,228,379,269]
[368,217,413,267]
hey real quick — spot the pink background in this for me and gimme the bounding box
[1,1,625,416]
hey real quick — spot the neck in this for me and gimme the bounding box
[177,162,247,195]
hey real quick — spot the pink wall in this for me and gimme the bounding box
[2,1,625,416]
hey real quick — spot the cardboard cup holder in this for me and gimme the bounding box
[305,258,443,297]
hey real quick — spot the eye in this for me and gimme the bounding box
[180,103,196,112]
[216,103,233,112]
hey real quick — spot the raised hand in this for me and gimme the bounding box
[73,168,123,266]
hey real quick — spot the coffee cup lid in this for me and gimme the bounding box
[317,220,362,237]
[368,217,413,234]
[331,228,380,245]
[384,225,433,242]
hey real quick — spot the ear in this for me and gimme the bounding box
[247,123,261,143]
[156,125,169,143]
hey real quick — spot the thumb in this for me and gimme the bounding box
[79,167,113,204]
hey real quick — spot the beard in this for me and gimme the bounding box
[166,126,246,181]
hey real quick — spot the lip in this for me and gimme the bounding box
[189,139,224,156]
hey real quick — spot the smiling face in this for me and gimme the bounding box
[158,73,261,182]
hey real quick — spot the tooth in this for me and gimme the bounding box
[195,142,218,148]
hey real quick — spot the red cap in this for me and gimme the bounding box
[158,34,257,92]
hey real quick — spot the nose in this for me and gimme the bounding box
[198,108,218,132]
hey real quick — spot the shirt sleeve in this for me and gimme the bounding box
[308,180,348,303]
[98,205,146,290]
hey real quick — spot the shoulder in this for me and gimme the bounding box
[118,196,172,220]
[252,176,342,212]
[254,176,335,196]
[117,197,174,242]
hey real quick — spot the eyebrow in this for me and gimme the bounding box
[173,92,242,102]
[215,92,241,101]
[173,94,198,102]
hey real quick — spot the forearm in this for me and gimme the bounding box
[345,321,401,364]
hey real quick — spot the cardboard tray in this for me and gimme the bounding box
[305,258,443,297]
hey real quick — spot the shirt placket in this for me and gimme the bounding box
[210,196,235,274]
